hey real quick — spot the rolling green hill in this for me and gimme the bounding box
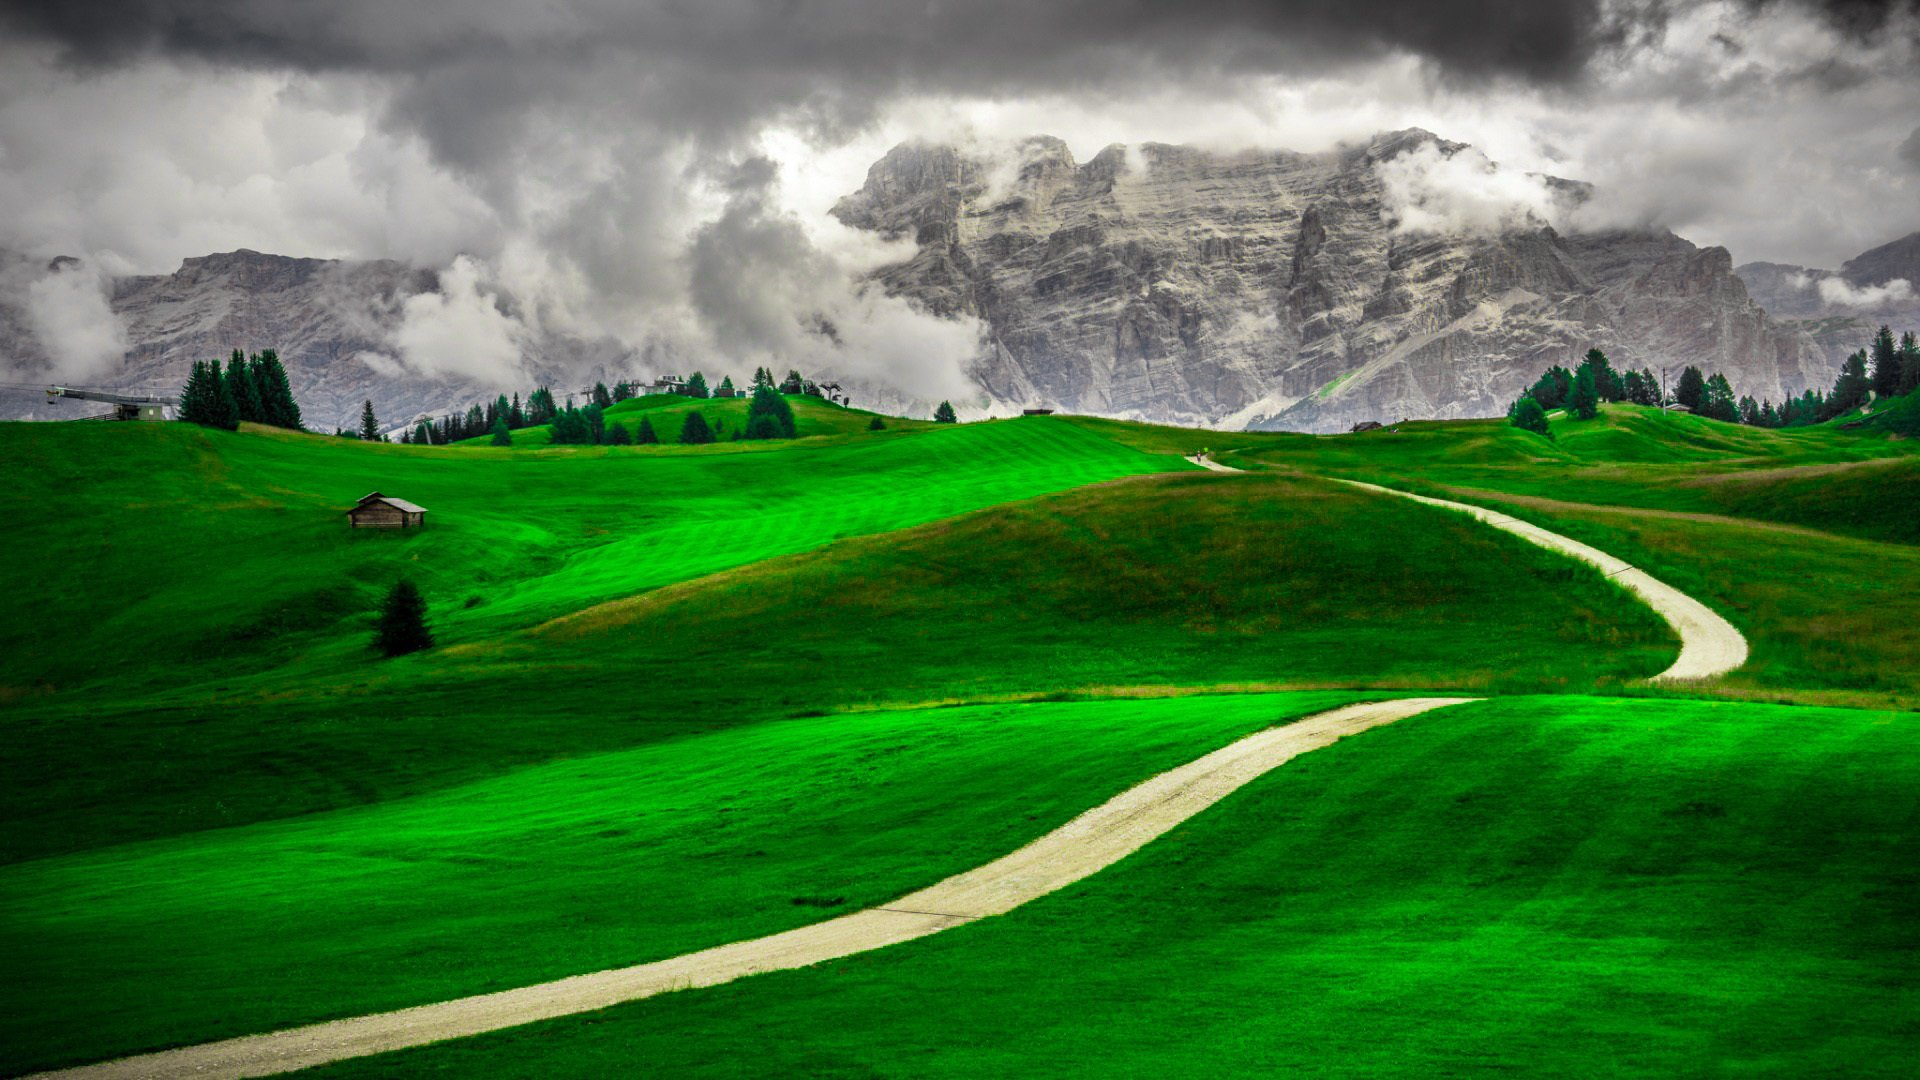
[310,695,1917,1080]
[1,397,1915,1079]
[458,393,919,446]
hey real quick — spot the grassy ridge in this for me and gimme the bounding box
[306,696,1920,1079]
[0,471,1672,864]
[0,416,1172,700]
[0,692,1366,1074]
[462,393,920,447]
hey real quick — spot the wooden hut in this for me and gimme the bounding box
[347,491,428,529]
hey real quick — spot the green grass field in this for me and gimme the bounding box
[306,696,1918,1079]
[1,397,1914,1078]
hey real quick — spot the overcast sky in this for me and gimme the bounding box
[1,0,1916,386]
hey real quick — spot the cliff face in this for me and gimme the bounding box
[1737,232,1920,370]
[836,131,1832,431]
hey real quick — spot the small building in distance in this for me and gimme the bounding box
[348,491,429,529]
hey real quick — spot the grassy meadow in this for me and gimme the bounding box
[1,395,1915,1077]
[310,696,1918,1079]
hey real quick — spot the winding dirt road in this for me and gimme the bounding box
[37,698,1475,1080]
[36,456,1751,1077]
[1331,479,1748,682]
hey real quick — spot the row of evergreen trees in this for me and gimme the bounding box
[388,366,828,446]
[1510,326,1920,437]
[178,349,303,431]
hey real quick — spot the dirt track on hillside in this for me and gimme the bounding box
[1334,480,1748,682]
[37,697,1474,1080]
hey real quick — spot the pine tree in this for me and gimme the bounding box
[490,417,513,446]
[1703,373,1738,422]
[636,416,660,444]
[1580,348,1623,402]
[1567,366,1599,420]
[359,400,382,441]
[746,384,797,439]
[1739,396,1760,426]
[584,402,606,444]
[208,361,240,430]
[226,350,263,424]
[1675,366,1706,412]
[934,400,958,424]
[678,410,715,444]
[717,375,735,398]
[592,381,613,409]
[1899,331,1920,397]
[1638,367,1661,406]
[780,369,806,394]
[1622,369,1647,408]
[254,349,301,429]
[867,415,886,431]
[413,421,433,445]
[550,405,591,445]
[1870,325,1901,400]
[528,387,557,425]
[684,372,710,399]
[509,393,526,428]
[178,361,215,426]
[605,420,632,445]
[1508,396,1552,438]
[754,366,774,389]
[1827,351,1871,417]
[374,581,433,658]
[1527,366,1572,410]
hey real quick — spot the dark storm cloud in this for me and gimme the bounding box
[0,0,1613,90]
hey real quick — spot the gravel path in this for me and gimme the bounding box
[1334,480,1748,682]
[37,698,1474,1080]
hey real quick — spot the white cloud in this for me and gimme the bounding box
[389,255,528,383]
[24,260,128,382]
[1374,142,1568,236]
[1816,277,1916,308]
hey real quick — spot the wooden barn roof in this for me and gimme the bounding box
[349,493,429,514]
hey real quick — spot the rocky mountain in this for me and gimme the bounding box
[1737,232,1920,367]
[0,249,628,431]
[835,130,1834,431]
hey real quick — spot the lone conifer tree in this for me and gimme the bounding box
[637,416,660,444]
[490,417,513,446]
[867,415,886,431]
[934,400,958,424]
[605,420,632,444]
[375,581,433,658]
[1675,366,1706,412]
[359,400,382,441]
[678,409,715,444]
[1509,396,1552,438]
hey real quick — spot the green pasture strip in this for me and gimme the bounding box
[308,696,1919,1079]
[0,692,1367,1074]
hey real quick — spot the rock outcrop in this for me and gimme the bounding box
[1736,231,1920,370]
[836,130,1833,431]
